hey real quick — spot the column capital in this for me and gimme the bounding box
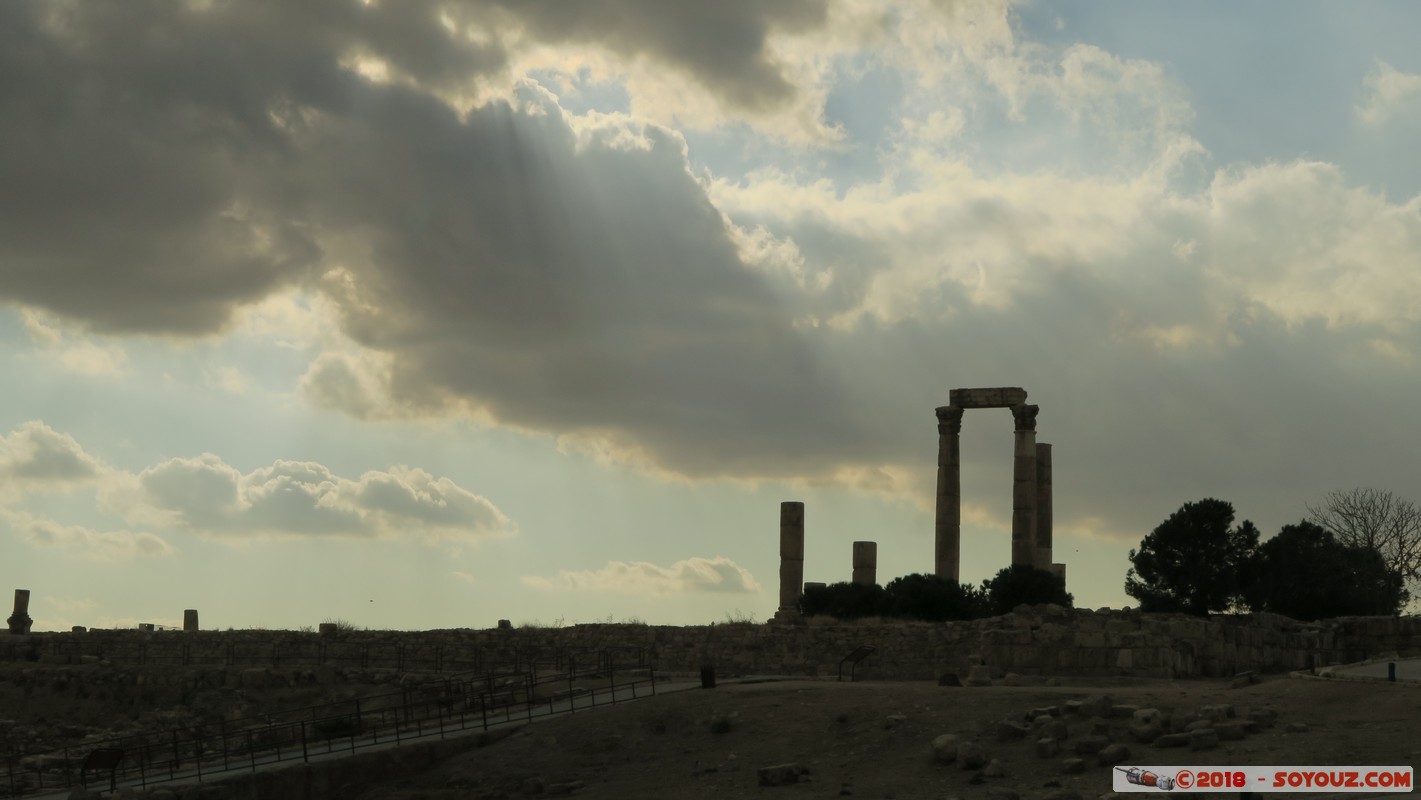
[1010,403,1039,431]
[935,405,964,435]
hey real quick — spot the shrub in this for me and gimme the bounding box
[799,582,890,619]
[982,564,1073,616]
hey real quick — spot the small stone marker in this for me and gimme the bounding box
[318,623,338,635]
[183,609,199,632]
[965,664,993,686]
[497,619,512,629]
[7,589,32,635]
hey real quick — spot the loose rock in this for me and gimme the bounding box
[932,734,960,763]
[958,741,988,770]
[1189,729,1219,751]
[1097,743,1131,766]
[758,763,809,787]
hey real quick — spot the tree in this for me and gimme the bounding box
[883,573,989,621]
[1125,498,1259,615]
[1243,521,1408,619]
[1306,488,1421,603]
[981,564,1073,616]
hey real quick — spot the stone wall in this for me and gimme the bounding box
[4,608,1420,683]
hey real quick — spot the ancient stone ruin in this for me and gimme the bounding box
[936,387,1063,582]
[775,389,1066,621]
[8,589,32,635]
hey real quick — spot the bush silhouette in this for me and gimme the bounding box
[981,564,1073,616]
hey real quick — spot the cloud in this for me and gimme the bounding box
[130,453,514,542]
[19,310,128,375]
[0,421,105,490]
[1,509,174,559]
[298,350,403,419]
[1357,61,1421,126]
[523,556,761,595]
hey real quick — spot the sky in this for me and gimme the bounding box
[3,0,1421,631]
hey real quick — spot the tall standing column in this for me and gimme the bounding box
[852,541,878,586]
[8,589,32,635]
[1034,443,1053,570]
[1010,404,1039,568]
[934,405,964,581]
[184,609,199,632]
[776,501,805,622]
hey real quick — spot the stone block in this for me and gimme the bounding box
[1097,743,1130,766]
[1189,729,1218,750]
[1074,735,1108,756]
[1078,695,1112,717]
[1152,733,1190,748]
[759,763,808,786]
[1214,721,1248,741]
[958,741,987,770]
[965,665,992,686]
[950,387,1028,408]
[1036,737,1060,758]
[996,720,1031,741]
[1060,758,1086,774]
[932,734,960,763]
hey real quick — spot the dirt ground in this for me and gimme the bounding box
[348,674,1421,800]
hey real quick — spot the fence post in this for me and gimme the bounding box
[610,664,616,705]
[220,719,229,770]
[352,700,360,754]
[301,721,309,763]
[247,732,256,773]
[172,728,181,770]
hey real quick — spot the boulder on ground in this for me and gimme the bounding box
[958,741,988,770]
[932,734,960,763]
[758,763,809,787]
[1188,729,1219,751]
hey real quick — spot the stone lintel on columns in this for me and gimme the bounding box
[949,387,1028,409]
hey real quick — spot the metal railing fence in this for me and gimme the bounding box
[2,652,654,797]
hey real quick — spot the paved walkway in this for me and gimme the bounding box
[22,678,711,799]
[1315,656,1421,683]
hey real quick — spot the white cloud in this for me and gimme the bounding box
[19,308,127,375]
[0,421,105,492]
[523,556,761,595]
[1356,61,1421,126]
[1,508,174,559]
[128,453,514,543]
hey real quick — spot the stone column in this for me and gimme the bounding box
[934,405,964,581]
[7,589,32,635]
[1034,443,1053,570]
[1010,404,1039,568]
[184,609,199,632]
[775,501,805,622]
[852,541,877,586]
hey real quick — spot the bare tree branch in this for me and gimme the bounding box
[1306,488,1421,598]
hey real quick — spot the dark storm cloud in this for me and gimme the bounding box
[491,0,827,111]
[305,84,881,475]
[0,0,827,335]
